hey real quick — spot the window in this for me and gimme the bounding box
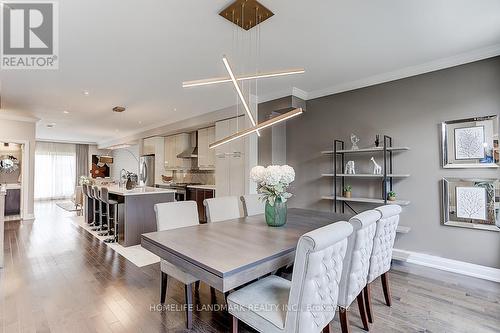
[35,142,76,200]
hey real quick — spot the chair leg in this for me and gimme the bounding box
[357,292,370,331]
[185,283,193,330]
[232,316,238,333]
[339,307,351,333]
[160,272,168,304]
[381,272,392,307]
[364,284,373,323]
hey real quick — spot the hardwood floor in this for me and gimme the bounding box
[1,201,499,333]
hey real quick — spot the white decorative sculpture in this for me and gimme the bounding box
[345,161,356,174]
[350,133,360,150]
[370,157,382,175]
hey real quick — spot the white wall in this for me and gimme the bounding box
[111,145,139,180]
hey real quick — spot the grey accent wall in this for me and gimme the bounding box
[285,56,500,268]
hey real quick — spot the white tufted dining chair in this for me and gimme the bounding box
[203,196,242,222]
[154,201,200,330]
[363,205,402,323]
[228,221,354,333]
[337,209,380,333]
[240,194,265,216]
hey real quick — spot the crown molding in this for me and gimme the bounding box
[306,44,500,100]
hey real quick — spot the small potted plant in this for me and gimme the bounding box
[387,191,397,201]
[343,185,352,198]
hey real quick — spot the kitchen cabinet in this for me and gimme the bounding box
[164,133,190,170]
[5,189,20,216]
[215,117,246,197]
[197,126,216,170]
[186,187,214,223]
[143,137,165,184]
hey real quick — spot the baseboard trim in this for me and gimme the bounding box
[393,249,500,283]
[23,214,35,221]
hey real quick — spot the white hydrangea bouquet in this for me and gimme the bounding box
[250,165,295,226]
[250,165,295,205]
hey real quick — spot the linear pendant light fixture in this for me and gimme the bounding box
[209,108,303,149]
[182,1,305,149]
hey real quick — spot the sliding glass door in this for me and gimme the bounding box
[35,142,76,200]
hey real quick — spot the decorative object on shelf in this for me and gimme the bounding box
[343,185,352,198]
[441,115,499,168]
[0,155,19,173]
[370,157,382,175]
[345,161,356,174]
[442,177,499,232]
[374,135,380,147]
[250,165,295,227]
[350,133,360,150]
[387,191,396,201]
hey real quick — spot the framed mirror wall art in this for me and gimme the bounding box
[442,177,499,232]
[441,115,499,168]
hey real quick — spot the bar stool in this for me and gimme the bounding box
[91,186,102,231]
[100,187,120,243]
[81,184,93,225]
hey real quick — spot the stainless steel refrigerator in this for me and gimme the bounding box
[139,154,155,187]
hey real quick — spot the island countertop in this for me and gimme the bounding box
[102,185,176,196]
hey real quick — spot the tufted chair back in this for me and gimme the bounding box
[285,221,353,333]
[367,205,401,283]
[337,210,380,308]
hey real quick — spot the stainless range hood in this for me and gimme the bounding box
[177,132,198,158]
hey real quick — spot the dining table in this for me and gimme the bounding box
[141,208,352,292]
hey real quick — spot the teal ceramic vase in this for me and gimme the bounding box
[265,198,287,227]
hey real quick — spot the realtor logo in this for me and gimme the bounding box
[1,1,58,69]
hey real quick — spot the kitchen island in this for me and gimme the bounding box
[85,186,175,247]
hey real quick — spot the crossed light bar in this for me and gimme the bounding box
[221,56,260,136]
[182,68,305,88]
[209,108,303,149]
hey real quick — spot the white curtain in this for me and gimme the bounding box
[35,142,76,200]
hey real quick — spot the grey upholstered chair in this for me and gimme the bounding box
[203,196,241,222]
[240,194,265,216]
[363,205,401,323]
[154,201,200,329]
[228,221,354,333]
[337,209,380,333]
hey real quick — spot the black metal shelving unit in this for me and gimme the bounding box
[322,135,410,214]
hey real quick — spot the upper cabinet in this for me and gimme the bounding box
[164,133,190,170]
[197,126,216,170]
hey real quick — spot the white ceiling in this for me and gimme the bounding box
[1,0,500,145]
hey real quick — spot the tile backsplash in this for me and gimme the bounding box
[163,170,215,185]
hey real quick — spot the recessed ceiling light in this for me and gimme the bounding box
[82,90,90,96]
[174,108,177,111]
[138,121,142,124]
[63,110,69,114]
